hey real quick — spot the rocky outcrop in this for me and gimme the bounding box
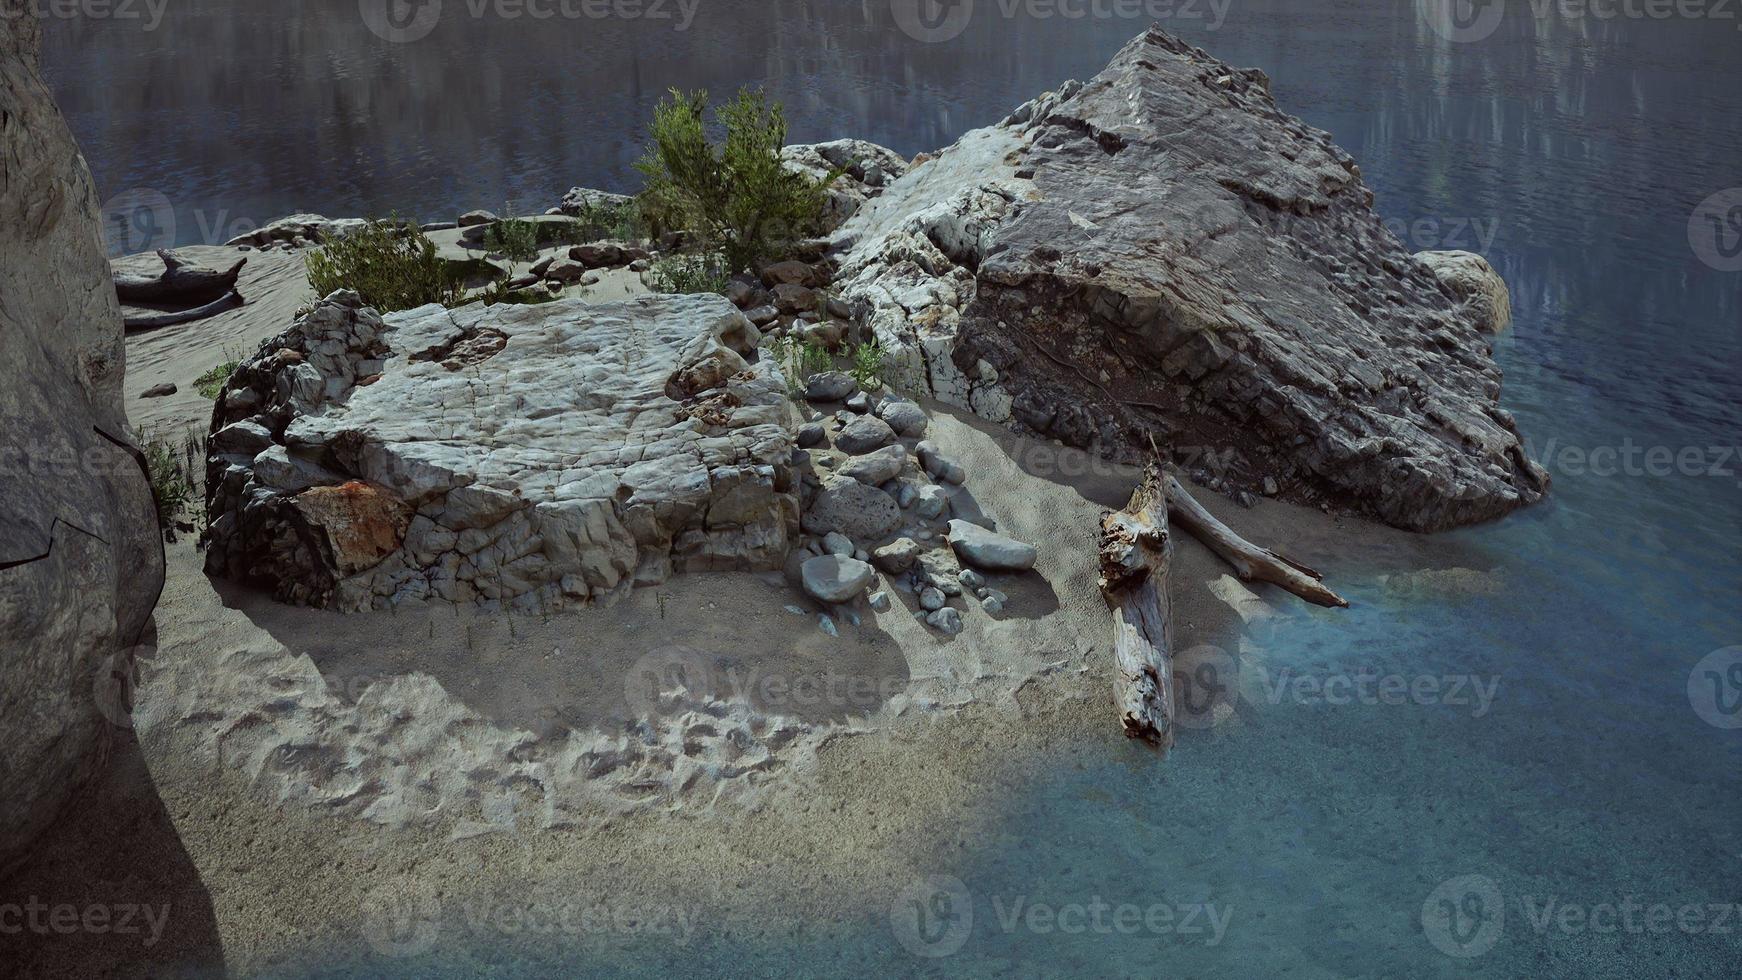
[0,10,163,872]
[828,28,1547,532]
[782,139,912,233]
[225,213,368,250]
[1416,249,1512,334]
[204,292,798,611]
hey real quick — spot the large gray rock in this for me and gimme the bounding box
[800,555,876,604]
[1416,249,1512,334]
[946,520,1038,572]
[0,9,163,873]
[829,28,1547,532]
[800,477,901,540]
[204,292,799,611]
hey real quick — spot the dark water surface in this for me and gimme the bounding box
[44,1,1742,975]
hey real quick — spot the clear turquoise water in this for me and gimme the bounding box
[45,2,1742,975]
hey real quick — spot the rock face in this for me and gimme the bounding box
[781,139,913,233]
[829,28,1547,532]
[0,10,164,872]
[225,213,368,249]
[204,292,799,611]
[1416,249,1512,334]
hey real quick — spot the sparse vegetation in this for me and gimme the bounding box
[482,211,541,262]
[646,252,732,295]
[850,339,887,392]
[635,87,837,272]
[566,197,644,243]
[767,333,832,399]
[142,428,204,535]
[304,215,465,313]
[194,358,239,399]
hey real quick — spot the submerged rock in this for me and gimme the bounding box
[204,292,799,611]
[829,27,1547,532]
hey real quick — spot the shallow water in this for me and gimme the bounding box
[44,1,1742,975]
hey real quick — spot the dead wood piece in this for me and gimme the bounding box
[123,290,243,332]
[1164,475,1348,608]
[1098,465,1175,749]
[113,249,246,305]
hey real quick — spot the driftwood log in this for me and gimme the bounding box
[113,249,245,305]
[1098,465,1176,749]
[122,290,243,332]
[1164,475,1348,608]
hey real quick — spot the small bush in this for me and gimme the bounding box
[646,252,731,295]
[635,87,836,272]
[483,213,540,263]
[144,435,193,530]
[766,333,833,399]
[567,198,644,243]
[850,339,887,392]
[305,216,465,313]
[194,360,239,399]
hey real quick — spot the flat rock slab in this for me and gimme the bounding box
[204,291,799,611]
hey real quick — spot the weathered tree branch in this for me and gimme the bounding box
[1098,465,1175,749]
[113,249,245,305]
[122,290,243,332]
[1165,475,1348,608]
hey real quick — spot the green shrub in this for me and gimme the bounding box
[766,333,833,399]
[850,339,887,392]
[305,216,465,313]
[635,88,837,272]
[646,252,731,295]
[483,213,541,262]
[194,360,239,399]
[567,198,645,243]
[143,434,193,530]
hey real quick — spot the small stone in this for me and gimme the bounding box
[785,605,807,616]
[981,594,1005,615]
[822,531,855,556]
[798,423,826,448]
[873,538,922,574]
[837,444,907,485]
[744,305,780,326]
[868,591,891,612]
[845,391,871,414]
[926,607,964,635]
[805,371,858,402]
[1263,476,1280,496]
[818,615,839,637]
[457,209,498,227]
[140,382,177,398]
[836,415,895,455]
[801,555,876,604]
[917,441,967,485]
[897,483,918,508]
[876,399,928,437]
[959,568,985,590]
[946,519,1038,572]
[920,587,946,612]
[914,484,948,520]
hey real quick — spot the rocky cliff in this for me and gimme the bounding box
[0,9,164,872]
[830,28,1547,532]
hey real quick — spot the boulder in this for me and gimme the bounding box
[872,537,923,574]
[1416,249,1512,334]
[838,444,907,485]
[204,292,798,610]
[458,209,499,227]
[805,371,858,402]
[801,555,876,604]
[551,186,634,219]
[876,398,929,437]
[828,28,1547,531]
[946,520,1038,572]
[0,7,164,872]
[837,415,895,454]
[800,477,901,540]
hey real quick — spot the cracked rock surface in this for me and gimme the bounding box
[204,292,799,611]
[828,27,1547,531]
[0,7,163,873]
